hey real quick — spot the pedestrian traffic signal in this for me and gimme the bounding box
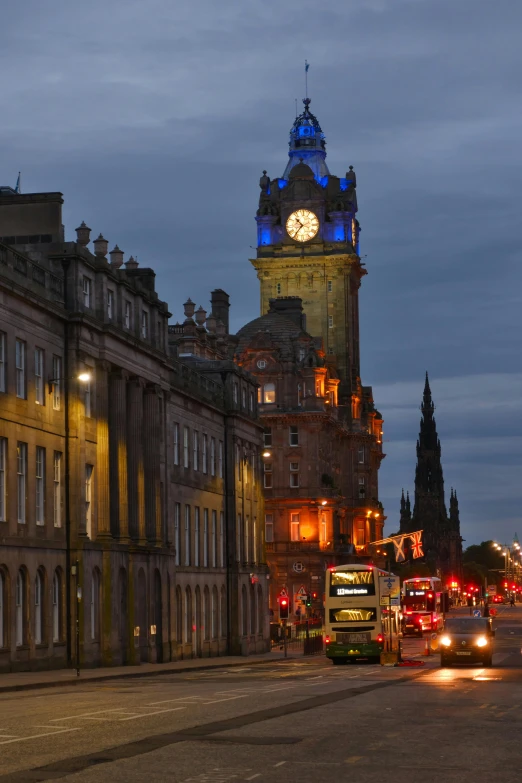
[426,592,436,612]
[279,596,289,620]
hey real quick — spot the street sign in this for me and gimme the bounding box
[379,575,400,606]
[279,588,288,598]
[488,585,497,595]
[297,585,307,597]
[473,609,482,618]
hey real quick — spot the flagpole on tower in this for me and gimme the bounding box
[305,60,309,100]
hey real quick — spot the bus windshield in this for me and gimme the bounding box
[330,569,375,597]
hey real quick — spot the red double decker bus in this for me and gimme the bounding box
[402,577,444,636]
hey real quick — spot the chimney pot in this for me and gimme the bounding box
[109,244,124,268]
[125,255,139,269]
[93,233,108,257]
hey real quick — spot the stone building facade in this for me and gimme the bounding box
[0,185,268,672]
[235,98,385,621]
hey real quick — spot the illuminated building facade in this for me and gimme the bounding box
[399,374,463,580]
[237,99,385,620]
[0,186,268,672]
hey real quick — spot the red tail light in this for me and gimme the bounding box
[376,633,384,643]
[325,635,330,644]
[406,611,413,615]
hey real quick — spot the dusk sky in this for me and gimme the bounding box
[1,0,520,547]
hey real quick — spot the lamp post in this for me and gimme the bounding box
[49,369,91,672]
[493,540,521,598]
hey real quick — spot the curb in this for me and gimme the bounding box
[0,654,304,695]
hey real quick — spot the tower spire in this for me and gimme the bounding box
[305,60,309,100]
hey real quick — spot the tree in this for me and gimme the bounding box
[463,541,504,571]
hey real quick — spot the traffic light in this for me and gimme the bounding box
[279,596,289,620]
[312,592,318,600]
[426,592,436,612]
[306,594,312,607]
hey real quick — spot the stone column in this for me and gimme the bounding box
[109,369,129,540]
[127,377,145,542]
[96,361,112,539]
[143,384,161,544]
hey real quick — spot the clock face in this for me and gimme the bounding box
[286,209,319,242]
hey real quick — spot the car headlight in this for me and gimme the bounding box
[476,636,489,647]
[440,635,452,647]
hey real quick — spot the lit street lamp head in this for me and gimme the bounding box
[78,372,91,383]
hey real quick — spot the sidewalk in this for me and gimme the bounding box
[0,649,304,695]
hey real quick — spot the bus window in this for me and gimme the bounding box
[329,608,377,623]
[330,569,375,597]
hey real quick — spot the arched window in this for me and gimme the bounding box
[241,585,248,636]
[35,569,45,645]
[262,383,276,404]
[212,586,218,639]
[184,587,192,645]
[176,587,182,643]
[52,570,62,642]
[204,587,210,641]
[16,569,26,647]
[91,569,100,641]
[250,584,256,635]
[220,586,226,638]
[257,585,264,635]
[0,569,5,648]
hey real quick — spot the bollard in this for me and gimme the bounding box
[424,637,431,656]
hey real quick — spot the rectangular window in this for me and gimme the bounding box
[204,509,209,567]
[359,475,366,499]
[202,435,208,475]
[244,449,248,485]
[320,513,327,543]
[327,280,333,293]
[358,446,365,464]
[236,444,241,481]
[263,427,272,447]
[263,383,276,404]
[35,447,45,525]
[218,441,224,478]
[290,512,300,542]
[35,348,44,405]
[241,387,247,409]
[194,507,200,567]
[264,462,273,489]
[297,383,302,407]
[0,331,5,392]
[53,452,62,527]
[211,510,217,567]
[183,426,190,468]
[15,339,26,399]
[84,380,92,418]
[236,513,241,562]
[83,276,92,307]
[328,315,333,328]
[174,503,180,565]
[141,310,149,339]
[52,356,61,410]
[210,437,216,476]
[85,464,93,538]
[193,431,199,471]
[124,301,131,329]
[249,391,254,413]
[290,462,299,488]
[157,320,163,350]
[233,383,238,404]
[265,513,274,543]
[244,515,249,563]
[173,423,180,465]
[0,438,6,521]
[107,289,115,320]
[184,505,191,565]
[289,425,299,446]
[17,442,27,523]
[253,517,257,564]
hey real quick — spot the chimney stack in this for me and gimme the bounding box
[210,289,230,334]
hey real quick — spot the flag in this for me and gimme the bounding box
[393,536,406,562]
[305,61,309,73]
[410,531,424,559]
[15,172,21,193]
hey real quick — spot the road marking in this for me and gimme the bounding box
[345,756,364,763]
[50,708,129,722]
[245,776,261,780]
[274,762,286,767]
[202,696,250,705]
[0,734,18,738]
[147,696,207,706]
[0,728,80,746]
[120,707,186,721]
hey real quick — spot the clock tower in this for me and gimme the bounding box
[251,97,363,410]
